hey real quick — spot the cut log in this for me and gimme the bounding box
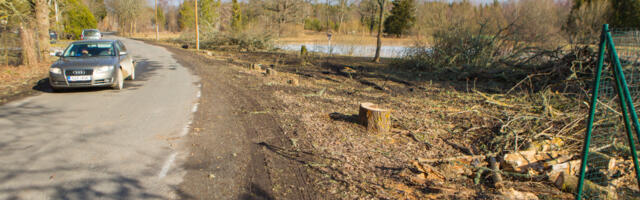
[588,151,616,173]
[266,68,277,76]
[548,160,582,183]
[554,172,617,199]
[502,151,540,173]
[500,188,539,200]
[358,102,391,133]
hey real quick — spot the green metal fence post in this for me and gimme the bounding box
[606,27,640,191]
[576,24,608,200]
[611,58,640,192]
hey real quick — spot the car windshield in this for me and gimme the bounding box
[63,42,115,57]
[84,30,100,36]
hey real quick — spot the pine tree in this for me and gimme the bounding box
[178,0,195,31]
[231,0,243,32]
[383,0,415,37]
[199,0,220,32]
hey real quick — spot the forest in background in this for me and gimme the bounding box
[3,0,640,65]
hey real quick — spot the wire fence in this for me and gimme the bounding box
[0,29,22,66]
[582,27,640,199]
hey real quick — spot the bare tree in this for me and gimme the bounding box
[262,0,303,35]
[1,0,38,66]
[20,24,38,66]
[35,0,50,62]
[106,0,143,35]
[372,0,384,63]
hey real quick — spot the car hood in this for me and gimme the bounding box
[52,57,118,69]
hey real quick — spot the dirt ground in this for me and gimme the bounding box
[154,41,579,199]
[162,44,318,200]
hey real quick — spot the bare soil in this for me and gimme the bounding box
[162,44,318,200]
[162,46,576,199]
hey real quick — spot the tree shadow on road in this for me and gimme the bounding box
[238,183,275,200]
[0,101,174,200]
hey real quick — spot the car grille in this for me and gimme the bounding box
[68,81,92,85]
[94,79,108,84]
[65,69,93,76]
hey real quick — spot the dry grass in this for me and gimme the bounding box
[0,63,49,103]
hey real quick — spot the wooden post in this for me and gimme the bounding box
[195,0,199,50]
[359,102,391,133]
[155,0,159,40]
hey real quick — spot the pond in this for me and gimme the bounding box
[276,43,413,58]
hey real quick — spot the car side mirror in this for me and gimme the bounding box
[119,51,127,56]
[55,52,63,57]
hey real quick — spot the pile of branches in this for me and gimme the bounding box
[169,31,274,52]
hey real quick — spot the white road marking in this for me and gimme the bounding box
[196,91,201,98]
[158,152,178,178]
[179,124,190,137]
[191,103,199,113]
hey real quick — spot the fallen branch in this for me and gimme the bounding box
[418,155,488,163]
[489,156,503,188]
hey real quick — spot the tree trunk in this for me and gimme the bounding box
[359,102,391,133]
[35,0,50,62]
[373,0,385,63]
[20,24,38,66]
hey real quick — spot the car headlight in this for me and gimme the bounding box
[94,66,113,73]
[49,67,61,74]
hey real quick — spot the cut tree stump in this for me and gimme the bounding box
[359,102,391,133]
[288,79,299,85]
[250,63,261,70]
[266,68,277,76]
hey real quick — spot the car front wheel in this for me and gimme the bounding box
[127,64,135,80]
[112,68,124,90]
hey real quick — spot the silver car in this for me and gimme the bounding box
[81,29,102,40]
[49,40,135,91]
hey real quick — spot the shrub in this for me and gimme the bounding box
[63,0,97,39]
[304,18,323,32]
[402,0,566,72]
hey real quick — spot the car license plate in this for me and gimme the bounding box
[67,75,91,81]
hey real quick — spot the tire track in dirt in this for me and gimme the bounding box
[161,44,316,200]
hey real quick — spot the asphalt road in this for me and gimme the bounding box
[0,36,200,199]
